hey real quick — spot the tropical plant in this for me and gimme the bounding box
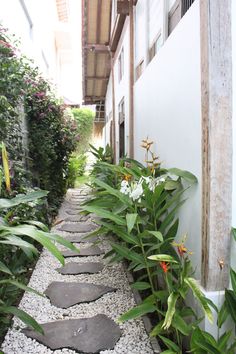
[82,139,213,352]
[66,153,87,188]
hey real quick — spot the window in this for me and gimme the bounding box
[168,0,195,35]
[149,33,162,62]
[181,0,195,16]
[135,60,144,81]
[118,99,125,158]
[118,48,124,82]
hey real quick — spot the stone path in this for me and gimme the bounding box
[1,186,156,354]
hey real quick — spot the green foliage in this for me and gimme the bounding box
[67,154,87,188]
[0,191,78,337]
[82,139,211,352]
[0,25,77,214]
[72,108,95,153]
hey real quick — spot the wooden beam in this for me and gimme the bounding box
[86,76,109,80]
[110,14,127,52]
[200,0,232,291]
[84,44,109,52]
[117,0,129,15]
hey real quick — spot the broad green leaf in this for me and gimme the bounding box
[162,292,179,330]
[184,277,213,323]
[0,279,42,297]
[126,213,138,233]
[172,313,190,336]
[168,168,198,184]
[26,220,49,232]
[225,289,236,324]
[159,200,186,234]
[158,335,180,352]
[82,205,126,225]
[191,328,220,354]
[0,190,48,209]
[150,321,164,337]
[232,227,236,242]
[0,260,12,275]
[218,331,232,350]
[93,178,132,206]
[1,225,65,265]
[43,231,78,252]
[161,351,177,354]
[0,306,43,334]
[148,231,163,242]
[217,301,229,328]
[230,268,236,293]
[130,282,151,290]
[164,180,180,190]
[111,242,145,265]
[0,235,38,255]
[99,221,139,246]
[118,302,156,322]
[148,254,178,263]
[1,142,11,192]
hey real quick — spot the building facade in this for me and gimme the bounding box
[82,0,233,333]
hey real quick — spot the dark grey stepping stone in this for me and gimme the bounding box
[66,234,98,243]
[60,222,97,233]
[65,209,80,215]
[64,215,90,222]
[57,262,104,275]
[62,246,103,257]
[44,282,116,308]
[22,314,121,353]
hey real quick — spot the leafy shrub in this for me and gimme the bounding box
[71,108,95,153]
[67,154,87,188]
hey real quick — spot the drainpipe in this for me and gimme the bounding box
[129,0,134,158]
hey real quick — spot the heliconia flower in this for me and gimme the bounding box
[159,261,170,273]
[172,236,193,257]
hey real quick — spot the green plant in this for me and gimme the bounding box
[72,108,95,153]
[82,139,213,352]
[67,153,87,188]
[0,190,79,335]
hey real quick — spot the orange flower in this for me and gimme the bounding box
[160,261,170,273]
[172,236,193,258]
[124,174,132,181]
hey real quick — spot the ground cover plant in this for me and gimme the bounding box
[0,143,79,342]
[82,139,234,353]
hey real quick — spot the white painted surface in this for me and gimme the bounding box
[104,19,130,161]
[0,0,82,103]
[134,0,202,277]
[231,0,236,269]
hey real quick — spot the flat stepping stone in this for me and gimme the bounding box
[64,215,90,222]
[60,222,97,233]
[57,262,104,275]
[22,314,121,353]
[62,245,103,257]
[45,282,116,308]
[66,234,98,243]
[65,209,81,215]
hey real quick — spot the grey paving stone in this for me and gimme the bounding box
[66,234,98,243]
[22,314,121,353]
[65,209,81,215]
[64,214,90,222]
[62,246,103,257]
[44,282,116,308]
[57,262,104,275]
[59,222,97,233]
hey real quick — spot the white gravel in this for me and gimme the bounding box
[1,187,154,354]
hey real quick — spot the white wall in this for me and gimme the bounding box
[104,18,130,161]
[134,0,202,277]
[231,0,236,269]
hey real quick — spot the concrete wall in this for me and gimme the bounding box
[104,18,130,162]
[0,0,58,78]
[134,0,202,277]
[231,0,236,269]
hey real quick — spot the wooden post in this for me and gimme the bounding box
[111,56,117,163]
[200,0,232,291]
[129,0,134,158]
